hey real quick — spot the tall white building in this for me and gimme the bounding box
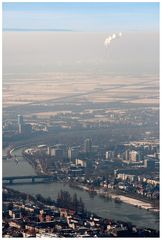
[17,114,24,125]
[68,146,80,161]
[84,138,92,153]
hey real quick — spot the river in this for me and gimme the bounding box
[3,147,159,230]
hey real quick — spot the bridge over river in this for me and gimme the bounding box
[3,175,57,185]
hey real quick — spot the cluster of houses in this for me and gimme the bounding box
[3,188,159,238]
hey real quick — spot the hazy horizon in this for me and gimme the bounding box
[3,31,159,77]
[3,2,159,77]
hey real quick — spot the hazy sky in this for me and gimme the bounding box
[2,3,159,76]
[3,31,159,76]
[3,2,159,32]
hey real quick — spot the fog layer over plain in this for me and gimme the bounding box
[3,32,159,76]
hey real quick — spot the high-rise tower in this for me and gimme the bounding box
[84,138,92,153]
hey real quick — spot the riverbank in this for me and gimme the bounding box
[3,146,159,231]
[71,184,159,213]
[107,193,156,211]
[9,146,159,213]
[3,187,159,238]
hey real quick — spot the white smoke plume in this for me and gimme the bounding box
[112,33,116,39]
[118,32,122,37]
[104,32,122,48]
[104,36,112,47]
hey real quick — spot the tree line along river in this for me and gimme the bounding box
[2,147,159,231]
